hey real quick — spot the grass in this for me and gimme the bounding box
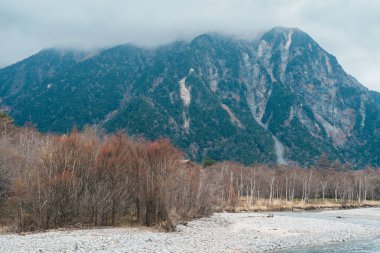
[224,198,380,212]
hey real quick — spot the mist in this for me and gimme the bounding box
[0,0,379,91]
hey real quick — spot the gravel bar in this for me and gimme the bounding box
[1,208,379,252]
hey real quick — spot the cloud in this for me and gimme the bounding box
[0,0,379,91]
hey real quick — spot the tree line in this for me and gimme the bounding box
[0,113,379,232]
[0,118,212,231]
[206,161,380,209]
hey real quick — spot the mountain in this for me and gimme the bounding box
[0,27,379,167]
[370,90,380,105]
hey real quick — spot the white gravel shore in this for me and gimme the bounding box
[1,208,379,252]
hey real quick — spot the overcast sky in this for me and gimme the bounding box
[0,0,379,91]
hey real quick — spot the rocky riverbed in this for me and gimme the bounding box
[1,208,379,252]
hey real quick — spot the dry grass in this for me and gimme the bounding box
[224,198,380,212]
[0,226,11,234]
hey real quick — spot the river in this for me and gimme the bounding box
[278,237,380,252]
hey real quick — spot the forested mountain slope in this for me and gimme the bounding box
[1,27,379,167]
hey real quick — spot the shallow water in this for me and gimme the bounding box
[278,237,380,253]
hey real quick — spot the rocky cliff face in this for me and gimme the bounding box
[0,27,379,167]
[237,27,374,165]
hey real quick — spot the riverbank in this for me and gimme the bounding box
[0,208,379,252]
[230,198,380,212]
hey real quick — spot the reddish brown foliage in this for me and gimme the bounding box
[0,124,379,232]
